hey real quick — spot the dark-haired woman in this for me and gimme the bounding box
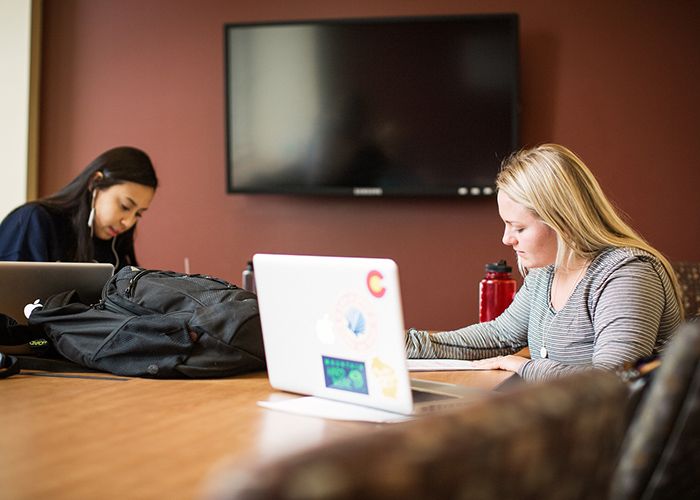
[0,146,158,270]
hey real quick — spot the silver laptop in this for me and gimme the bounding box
[0,261,114,324]
[253,253,484,416]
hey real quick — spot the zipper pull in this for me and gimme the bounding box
[124,269,150,297]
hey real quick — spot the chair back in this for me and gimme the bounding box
[673,261,700,318]
[205,371,627,500]
[610,321,700,500]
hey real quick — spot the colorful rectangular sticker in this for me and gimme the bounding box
[322,355,369,395]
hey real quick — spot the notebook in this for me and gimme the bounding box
[0,261,114,324]
[253,253,484,416]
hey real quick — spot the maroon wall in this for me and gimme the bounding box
[39,0,700,330]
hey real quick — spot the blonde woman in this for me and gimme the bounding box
[406,144,683,381]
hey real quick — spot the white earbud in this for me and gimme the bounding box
[87,189,97,235]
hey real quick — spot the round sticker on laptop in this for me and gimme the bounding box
[333,292,378,352]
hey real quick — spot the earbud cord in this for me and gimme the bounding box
[111,236,120,270]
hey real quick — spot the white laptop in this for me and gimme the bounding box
[0,261,114,324]
[253,253,485,416]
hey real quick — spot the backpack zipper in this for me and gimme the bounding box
[124,270,237,298]
[101,298,141,315]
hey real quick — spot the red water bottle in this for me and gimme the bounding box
[479,260,517,322]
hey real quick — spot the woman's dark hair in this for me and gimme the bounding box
[37,146,158,265]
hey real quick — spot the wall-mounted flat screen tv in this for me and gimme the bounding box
[224,14,519,196]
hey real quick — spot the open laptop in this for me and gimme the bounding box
[0,261,114,324]
[253,253,485,416]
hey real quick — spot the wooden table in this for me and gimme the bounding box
[0,368,513,500]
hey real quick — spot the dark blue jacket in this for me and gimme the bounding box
[0,203,131,267]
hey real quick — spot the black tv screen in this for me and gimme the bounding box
[224,14,519,196]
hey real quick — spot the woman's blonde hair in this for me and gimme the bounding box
[496,143,683,317]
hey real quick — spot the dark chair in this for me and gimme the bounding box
[204,371,627,500]
[672,261,700,318]
[610,321,700,500]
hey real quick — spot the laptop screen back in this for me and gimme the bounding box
[0,261,114,324]
[253,253,416,414]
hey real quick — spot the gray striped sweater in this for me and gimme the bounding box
[406,247,681,381]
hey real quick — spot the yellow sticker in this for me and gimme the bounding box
[371,357,398,399]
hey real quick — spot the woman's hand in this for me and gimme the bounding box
[468,355,529,373]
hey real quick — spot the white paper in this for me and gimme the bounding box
[258,396,413,423]
[406,359,487,371]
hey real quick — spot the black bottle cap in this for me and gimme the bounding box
[485,260,512,273]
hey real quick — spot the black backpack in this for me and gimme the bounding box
[17,267,266,378]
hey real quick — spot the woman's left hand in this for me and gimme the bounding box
[468,355,529,373]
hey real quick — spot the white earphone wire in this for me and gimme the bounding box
[87,189,97,236]
[111,236,120,270]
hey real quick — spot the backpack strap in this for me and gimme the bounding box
[0,339,92,378]
[0,352,20,379]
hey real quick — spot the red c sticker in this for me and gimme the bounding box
[367,270,386,298]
